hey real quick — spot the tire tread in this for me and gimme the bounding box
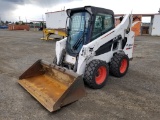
[84,60,109,89]
[110,54,129,77]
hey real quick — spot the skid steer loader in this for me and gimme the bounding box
[18,6,134,112]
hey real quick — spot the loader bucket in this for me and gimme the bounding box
[18,60,86,112]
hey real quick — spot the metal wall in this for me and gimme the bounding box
[45,11,67,29]
[151,15,160,36]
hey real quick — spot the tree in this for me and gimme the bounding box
[5,21,9,24]
[15,22,19,25]
[1,20,4,24]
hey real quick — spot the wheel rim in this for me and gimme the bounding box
[95,66,107,85]
[120,59,128,74]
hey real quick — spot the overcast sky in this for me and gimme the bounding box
[0,0,160,22]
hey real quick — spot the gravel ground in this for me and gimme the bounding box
[0,30,160,120]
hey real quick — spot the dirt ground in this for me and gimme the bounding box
[0,29,160,120]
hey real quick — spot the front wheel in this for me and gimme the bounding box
[110,53,129,77]
[84,60,109,89]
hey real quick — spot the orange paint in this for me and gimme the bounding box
[131,15,142,36]
[115,15,142,36]
[8,24,30,31]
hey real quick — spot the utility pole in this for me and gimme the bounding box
[25,17,27,23]
[42,14,44,21]
[0,14,1,25]
[158,8,160,13]
[42,14,44,38]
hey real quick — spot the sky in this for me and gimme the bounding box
[0,0,160,22]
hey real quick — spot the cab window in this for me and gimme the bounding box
[91,13,114,40]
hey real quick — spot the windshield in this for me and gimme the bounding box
[66,12,90,56]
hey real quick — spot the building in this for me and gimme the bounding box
[115,9,160,36]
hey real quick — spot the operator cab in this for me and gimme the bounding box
[66,6,115,57]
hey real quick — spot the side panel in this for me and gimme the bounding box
[151,15,160,36]
[56,38,67,64]
[123,31,135,59]
[46,11,68,29]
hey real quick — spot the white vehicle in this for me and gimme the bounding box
[18,6,135,112]
[55,6,134,88]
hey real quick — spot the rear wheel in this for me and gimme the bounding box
[84,60,109,89]
[110,53,129,77]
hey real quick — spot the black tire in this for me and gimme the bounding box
[110,53,129,77]
[53,56,57,64]
[84,60,109,89]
